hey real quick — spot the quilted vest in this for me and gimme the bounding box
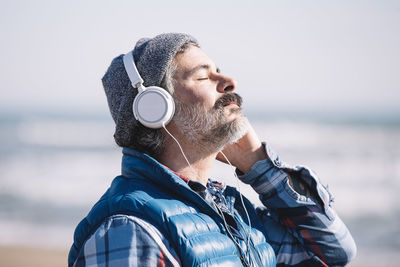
[69,148,276,267]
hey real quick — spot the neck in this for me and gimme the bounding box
[158,123,218,186]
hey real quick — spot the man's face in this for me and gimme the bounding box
[171,45,248,151]
[172,46,240,121]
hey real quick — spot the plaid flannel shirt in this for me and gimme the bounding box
[72,143,356,267]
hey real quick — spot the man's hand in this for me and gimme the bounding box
[217,118,267,173]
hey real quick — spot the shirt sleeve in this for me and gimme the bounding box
[72,214,180,267]
[237,143,357,267]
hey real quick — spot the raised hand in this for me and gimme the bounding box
[217,118,267,174]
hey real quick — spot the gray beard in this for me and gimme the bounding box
[173,100,248,154]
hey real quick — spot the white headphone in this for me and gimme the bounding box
[123,51,175,129]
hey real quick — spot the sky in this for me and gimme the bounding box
[0,0,399,116]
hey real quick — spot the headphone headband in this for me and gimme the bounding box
[123,51,144,92]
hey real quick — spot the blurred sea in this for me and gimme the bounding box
[0,109,399,266]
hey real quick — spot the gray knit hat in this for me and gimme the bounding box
[102,33,199,148]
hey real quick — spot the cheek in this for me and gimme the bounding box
[174,82,216,107]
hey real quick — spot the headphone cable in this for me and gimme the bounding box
[162,123,253,264]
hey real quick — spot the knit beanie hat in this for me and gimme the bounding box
[102,33,199,147]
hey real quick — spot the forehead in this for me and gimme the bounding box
[173,45,217,73]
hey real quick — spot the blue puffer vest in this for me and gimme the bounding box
[69,148,276,266]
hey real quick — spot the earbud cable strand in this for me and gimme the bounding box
[162,123,253,262]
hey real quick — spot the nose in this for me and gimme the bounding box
[216,74,237,93]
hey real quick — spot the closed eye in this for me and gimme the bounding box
[197,77,209,80]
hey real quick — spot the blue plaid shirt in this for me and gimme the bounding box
[72,144,356,266]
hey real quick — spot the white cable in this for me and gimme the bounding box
[163,125,238,240]
[163,123,199,179]
[218,150,252,255]
[162,123,252,264]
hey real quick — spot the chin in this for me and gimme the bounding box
[227,115,248,144]
[199,113,248,153]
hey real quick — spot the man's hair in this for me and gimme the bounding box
[125,42,199,158]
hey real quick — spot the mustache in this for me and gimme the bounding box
[214,93,243,110]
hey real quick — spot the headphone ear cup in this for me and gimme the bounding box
[133,86,175,129]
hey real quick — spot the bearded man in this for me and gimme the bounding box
[68,33,356,267]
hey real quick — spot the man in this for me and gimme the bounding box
[69,33,356,266]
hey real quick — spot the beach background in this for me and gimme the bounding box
[1,0,399,266]
[0,111,399,267]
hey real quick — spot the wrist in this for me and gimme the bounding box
[238,145,267,174]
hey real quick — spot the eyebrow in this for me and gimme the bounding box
[183,64,220,78]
